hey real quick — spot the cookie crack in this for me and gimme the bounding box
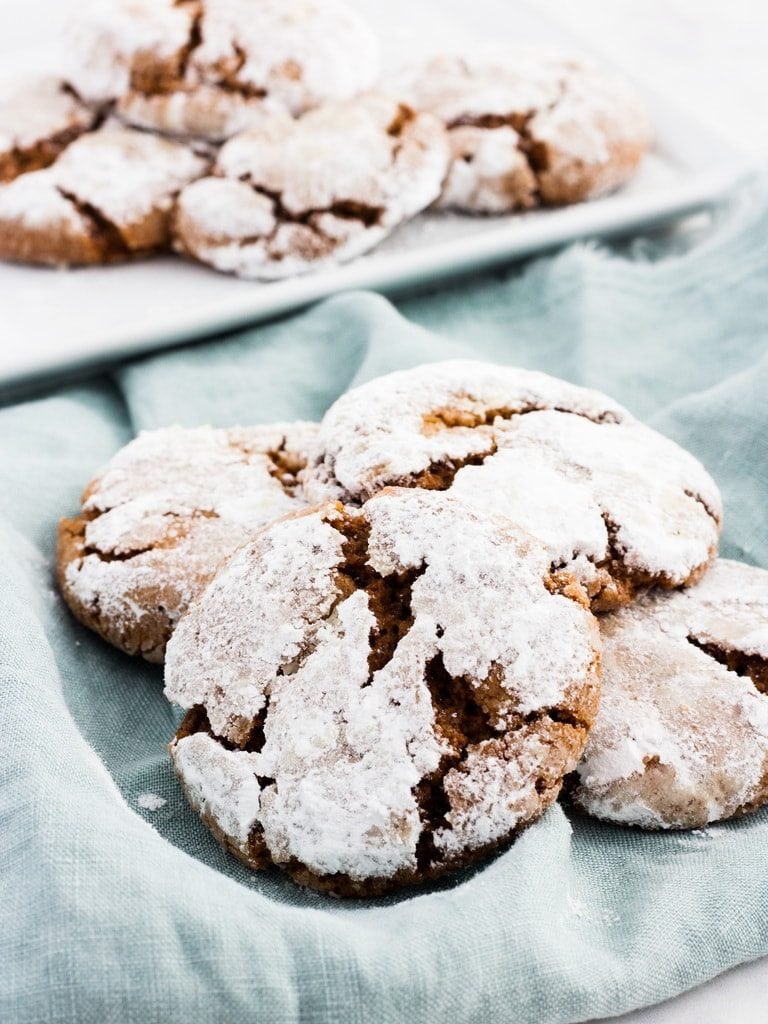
[240,181,385,244]
[387,103,417,139]
[174,705,272,861]
[265,439,308,496]
[177,2,204,84]
[686,635,768,694]
[447,78,569,204]
[548,510,660,612]
[409,444,498,492]
[684,488,721,526]
[130,0,204,96]
[423,400,621,435]
[414,653,502,870]
[215,42,269,99]
[332,513,420,684]
[80,508,219,562]
[513,80,569,180]
[56,188,130,255]
[404,401,621,494]
[387,102,419,160]
[133,2,271,101]
[227,434,308,496]
[311,400,623,503]
[2,125,87,184]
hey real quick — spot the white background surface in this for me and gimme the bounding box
[1,2,767,1022]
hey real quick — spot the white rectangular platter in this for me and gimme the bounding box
[0,0,753,395]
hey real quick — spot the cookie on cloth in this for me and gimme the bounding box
[302,360,721,611]
[172,93,450,279]
[571,559,768,830]
[58,423,317,663]
[66,0,381,142]
[0,126,208,266]
[400,51,650,213]
[0,76,98,184]
[166,487,601,897]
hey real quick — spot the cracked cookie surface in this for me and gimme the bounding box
[0,126,208,266]
[400,51,650,213]
[302,360,721,611]
[172,93,450,279]
[57,422,317,663]
[0,76,98,184]
[66,0,381,142]
[571,559,768,829]
[166,487,601,897]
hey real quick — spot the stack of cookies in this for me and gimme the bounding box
[57,361,768,897]
[0,0,650,276]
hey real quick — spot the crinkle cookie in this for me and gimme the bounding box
[400,51,650,213]
[66,0,381,142]
[173,93,449,279]
[0,126,208,266]
[166,488,601,897]
[571,559,768,829]
[0,76,98,184]
[57,423,317,663]
[303,361,721,611]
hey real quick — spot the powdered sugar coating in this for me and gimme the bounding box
[0,172,85,231]
[173,93,450,279]
[304,360,721,607]
[118,88,287,144]
[458,411,720,582]
[400,50,650,213]
[65,0,191,105]
[0,76,97,181]
[573,559,768,829]
[66,0,380,141]
[172,733,263,845]
[58,422,317,662]
[55,129,207,228]
[0,127,208,265]
[167,488,600,893]
[306,360,628,503]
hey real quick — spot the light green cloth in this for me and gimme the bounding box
[2,186,768,1024]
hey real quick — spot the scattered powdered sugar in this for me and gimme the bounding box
[563,892,621,927]
[137,792,167,811]
[167,487,599,885]
[174,93,450,279]
[575,559,768,829]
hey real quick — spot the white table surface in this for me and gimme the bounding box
[1,2,767,1021]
